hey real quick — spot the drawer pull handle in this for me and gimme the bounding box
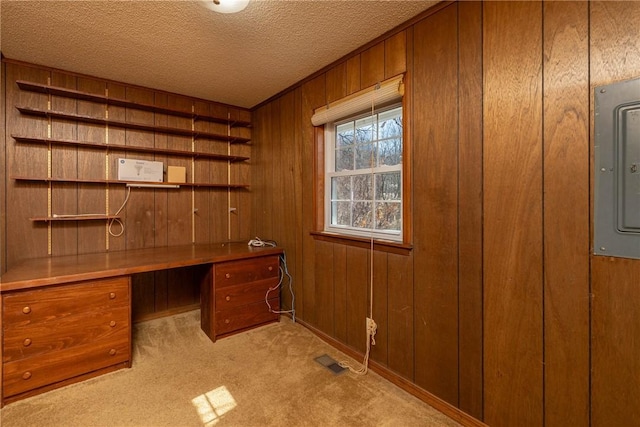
[22,306,31,314]
[268,266,273,271]
[23,338,32,347]
[224,319,230,324]
[109,321,117,327]
[225,273,231,279]
[22,372,32,380]
[109,349,117,356]
[109,292,116,299]
[225,295,231,302]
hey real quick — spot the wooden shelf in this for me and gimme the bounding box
[15,80,251,128]
[16,107,251,144]
[30,215,122,222]
[12,135,249,162]
[13,176,249,189]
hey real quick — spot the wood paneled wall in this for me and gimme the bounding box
[1,61,252,320]
[483,2,544,425]
[252,1,640,426]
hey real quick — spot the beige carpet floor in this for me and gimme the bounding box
[0,311,460,427]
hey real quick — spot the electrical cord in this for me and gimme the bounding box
[108,186,131,237]
[50,186,131,238]
[248,237,277,247]
[265,252,296,322]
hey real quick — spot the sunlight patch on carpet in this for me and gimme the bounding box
[192,385,237,426]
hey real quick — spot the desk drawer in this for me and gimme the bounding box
[3,306,130,363]
[215,278,278,310]
[214,256,279,288]
[3,328,130,398]
[3,277,129,327]
[216,299,279,336]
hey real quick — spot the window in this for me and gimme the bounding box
[325,105,403,241]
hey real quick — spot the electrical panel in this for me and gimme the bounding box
[594,78,640,259]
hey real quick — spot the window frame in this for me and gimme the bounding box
[323,104,404,242]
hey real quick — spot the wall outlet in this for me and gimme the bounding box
[366,317,377,335]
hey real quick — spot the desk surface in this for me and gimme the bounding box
[0,243,283,292]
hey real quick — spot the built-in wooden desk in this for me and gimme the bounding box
[0,243,283,406]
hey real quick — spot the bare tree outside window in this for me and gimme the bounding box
[326,105,402,241]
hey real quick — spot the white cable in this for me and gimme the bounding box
[265,252,296,323]
[108,186,131,237]
[50,186,131,238]
[248,236,277,247]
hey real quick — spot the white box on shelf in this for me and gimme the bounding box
[117,158,163,182]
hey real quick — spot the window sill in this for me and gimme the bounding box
[310,231,413,256]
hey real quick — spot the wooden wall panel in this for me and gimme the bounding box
[333,244,348,343]
[592,257,640,426]
[259,103,275,241]
[542,2,590,426]
[346,55,361,95]
[292,86,305,320]
[104,82,127,253]
[590,2,640,426]
[278,90,297,314]
[193,100,214,244]
[361,42,385,89]
[132,272,156,320]
[5,63,49,267]
[457,0,483,419]
[385,31,407,78]
[326,62,347,104]
[124,87,157,250]
[153,270,169,313]
[229,107,252,242]
[412,3,460,406]
[387,251,414,380]
[251,104,267,238]
[0,59,3,396]
[1,61,5,273]
[167,267,196,309]
[152,92,170,247]
[314,240,334,335]
[370,251,388,365]
[483,2,543,426]
[345,246,369,353]
[300,75,325,326]
[210,102,233,243]
[164,94,191,245]
[50,72,79,257]
[269,98,282,246]
[75,77,109,254]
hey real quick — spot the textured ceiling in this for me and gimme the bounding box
[1,0,439,108]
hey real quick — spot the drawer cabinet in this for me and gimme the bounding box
[201,255,280,341]
[2,277,131,402]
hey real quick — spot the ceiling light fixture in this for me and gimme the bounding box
[209,0,250,14]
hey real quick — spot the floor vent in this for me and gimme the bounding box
[314,354,347,375]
